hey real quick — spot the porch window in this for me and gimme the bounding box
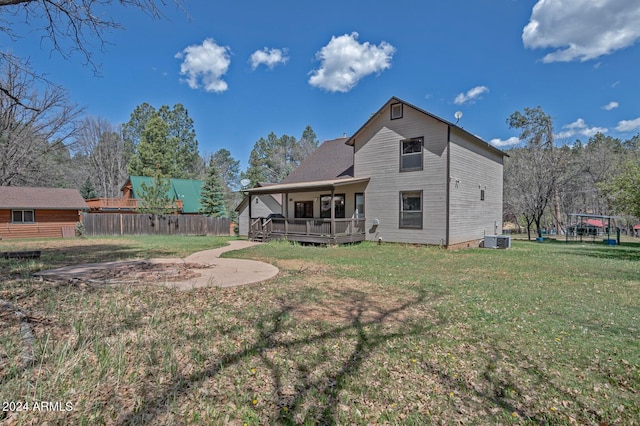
[400,191,422,229]
[294,201,313,218]
[320,194,345,218]
[400,137,423,172]
[355,193,365,218]
[12,210,35,223]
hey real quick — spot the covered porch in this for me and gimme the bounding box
[245,177,369,245]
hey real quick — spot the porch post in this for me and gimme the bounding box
[248,194,252,238]
[284,192,289,237]
[330,187,336,238]
[284,192,288,217]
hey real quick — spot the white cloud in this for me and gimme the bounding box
[176,38,231,93]
[602,101,619,111]
[454,86,489,105]
[250,48,288,70]
[522,0,640,62]
[489,137,520,148]
[615,117,640,132]
[308,32,395,93]
[555,118,607,139]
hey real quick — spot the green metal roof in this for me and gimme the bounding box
[128,176,203,214]
[171,178,203,213]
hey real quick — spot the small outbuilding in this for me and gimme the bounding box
[0,187,88,240]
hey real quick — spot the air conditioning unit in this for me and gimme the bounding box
[484,235,511,249]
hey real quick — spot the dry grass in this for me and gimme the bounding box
[1,236,639,425]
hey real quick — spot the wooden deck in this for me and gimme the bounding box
[250,217,366,245]
[86,198,183,212]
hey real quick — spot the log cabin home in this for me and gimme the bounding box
[85,176,203,214]
[0,187,88,240]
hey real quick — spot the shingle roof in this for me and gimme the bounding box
[280,137,354,184]
[0,187,88,210]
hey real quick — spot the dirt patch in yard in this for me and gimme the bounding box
[288,276,418,325]
[57,261,210,286]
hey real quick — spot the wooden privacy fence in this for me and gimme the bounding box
[82,213,232,236]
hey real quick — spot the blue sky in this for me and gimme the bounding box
[6,0,640,168]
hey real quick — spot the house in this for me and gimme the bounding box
[0,187,88,240]
[239,96,506,247]
[86,176,203,214]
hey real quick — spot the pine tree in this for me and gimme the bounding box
[125,103,201,179]
[200,159,227,217]
[128,115,174,177]
[80,176,98,199]
[242,126,319,187]
[137,169,177,216]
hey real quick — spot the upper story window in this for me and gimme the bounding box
[390,102,403,120]
[12,210,35,223]
[400,137,424,172]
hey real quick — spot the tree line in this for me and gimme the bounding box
[504,107,640,239]
[0,59,318,218]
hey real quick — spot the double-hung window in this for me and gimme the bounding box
[400,137,423,172]
[12,210,35,223]
[399,191,422,229]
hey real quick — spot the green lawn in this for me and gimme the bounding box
[1,236,638,424]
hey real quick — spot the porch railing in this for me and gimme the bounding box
[86,198,184,211]
[249,217,366,242]
[271,218,365,236]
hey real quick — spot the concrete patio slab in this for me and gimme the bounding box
[35,240,279,290]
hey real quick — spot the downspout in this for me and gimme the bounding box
[445,126,451,248]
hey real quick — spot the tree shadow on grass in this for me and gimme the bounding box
[420,338,620,424]
[115,288,433,425]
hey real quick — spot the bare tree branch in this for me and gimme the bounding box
[0,0,187,106]
[0,60,83,186]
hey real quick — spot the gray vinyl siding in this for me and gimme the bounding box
[353,105,448,245]
[238,195,281,236]
[448,129,504,244]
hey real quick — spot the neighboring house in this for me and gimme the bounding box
[235,183,282,237]
[86,176,203,214]
[634,225,640,237]
[0,187,88,240]
[241,96,506,247]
